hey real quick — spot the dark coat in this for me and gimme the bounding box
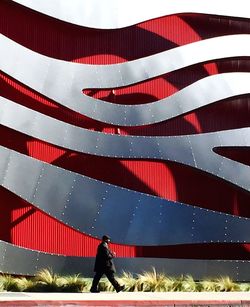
[94,241,116,273]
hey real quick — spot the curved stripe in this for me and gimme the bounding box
[1,34,250,126]
[11,0,250,29]
[1,240,250,280]
[0,96,250,193]
[0,146,249,246]
[1,241,250,280]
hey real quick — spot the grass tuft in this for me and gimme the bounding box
[15,277,34,292]
[180,275,197,292]
[239,283,250,292]
[119,271,138,292]
[214,276,240,292]
[199,279,217,292]
[31,268,64,292]
[0,275,20,292]
[136,267,172,292]
[60,274,90,292]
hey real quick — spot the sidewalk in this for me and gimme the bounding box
[0,292,250,306]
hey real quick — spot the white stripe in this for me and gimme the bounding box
[11,0,250,29]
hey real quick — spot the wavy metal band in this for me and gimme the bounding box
[1,240,250,281]
[0,96,249,193]
[1,34,250,126]
[0,145,249,245]
[11,0,250,29]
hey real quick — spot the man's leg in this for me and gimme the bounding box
[105,271,125,292]
[90,271,103,292]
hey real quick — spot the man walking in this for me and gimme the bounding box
[90,235,125,293]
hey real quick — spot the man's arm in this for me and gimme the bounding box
[100,243,114,260]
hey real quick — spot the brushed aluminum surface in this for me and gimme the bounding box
[0,146,249,246]
[0,96,249,193]
[1,240,250,281]
[1,34,250,126]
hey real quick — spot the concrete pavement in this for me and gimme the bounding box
[0,291,250,306]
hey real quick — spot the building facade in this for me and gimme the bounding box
[0,0,250,279]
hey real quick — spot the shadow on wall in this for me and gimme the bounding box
[0,1,250,260]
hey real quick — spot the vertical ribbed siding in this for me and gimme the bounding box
[0,0,249,260]
[8,196,136,257]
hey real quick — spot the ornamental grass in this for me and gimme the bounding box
[0,268,249,292]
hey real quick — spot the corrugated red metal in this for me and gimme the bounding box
[0,0,249,259]
[0,186,136,257]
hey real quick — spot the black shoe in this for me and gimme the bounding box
[116,285,125,293]
[90,288,100,293]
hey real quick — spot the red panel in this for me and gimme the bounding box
[0,186,135,257]
[214,147,250,166]
[0,0,249,260]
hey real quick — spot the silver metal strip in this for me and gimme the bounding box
[1,34,250,126]
[0,96,249,193]
[0,145,249,246]
[11,0,250,29]
[1,240,250,281]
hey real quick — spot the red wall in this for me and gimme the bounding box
[0,0,250,259]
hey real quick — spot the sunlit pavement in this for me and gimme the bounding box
[0,292,250,306]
